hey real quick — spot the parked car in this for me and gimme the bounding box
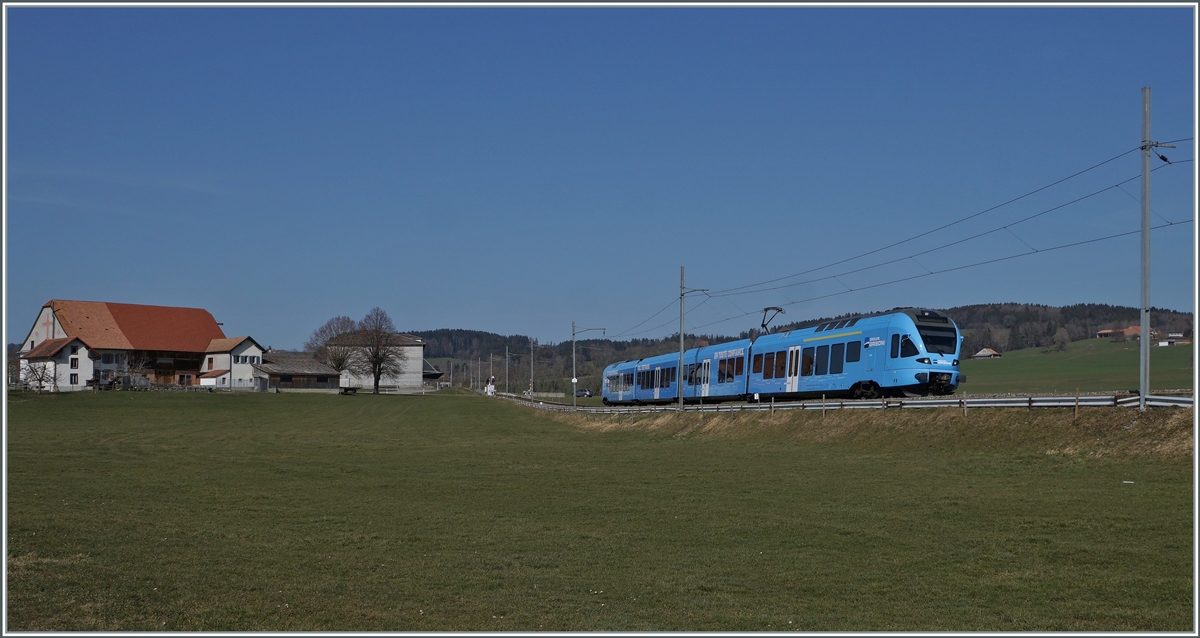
[574,388,593,398]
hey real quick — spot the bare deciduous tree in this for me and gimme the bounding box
[305,315,358,372]
[352,307,408,395]
[1054,327,1070,352]
[22,360,57,393]
[122,351,151,388]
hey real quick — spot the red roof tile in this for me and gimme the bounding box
[21,337,94,360]
[45,300,227,353]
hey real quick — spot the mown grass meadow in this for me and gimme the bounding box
[6,390,1193,631]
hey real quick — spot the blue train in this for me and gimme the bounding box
[601,308,964,405]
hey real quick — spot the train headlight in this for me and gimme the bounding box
[952,359,959,366]
[916,357,931,364]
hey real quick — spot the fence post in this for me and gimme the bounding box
[962,391,967,418]
[1074,389,1079,421]
[822,394,826,418]
[770,396,774,415]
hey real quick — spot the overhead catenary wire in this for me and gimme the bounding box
[683,218,1193,333]
[705,144,1171,297]
[606,144,1193,340]
[706,159,1192,299]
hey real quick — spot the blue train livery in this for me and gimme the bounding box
[601,308,963,405]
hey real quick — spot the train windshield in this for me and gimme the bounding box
[916,324,958,355]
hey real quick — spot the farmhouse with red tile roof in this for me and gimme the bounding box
[18,300,262,390]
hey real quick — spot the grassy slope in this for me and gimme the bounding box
[6,391,1193,631]
[959,338,1193,395]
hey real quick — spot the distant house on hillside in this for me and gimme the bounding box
[972,348,1002,359]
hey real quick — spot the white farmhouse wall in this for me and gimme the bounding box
[21,340,95,392]
[20,306,64,353]
[339,345,424,391]
[229,341,264,389]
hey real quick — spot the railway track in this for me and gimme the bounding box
[497,392,1193,414]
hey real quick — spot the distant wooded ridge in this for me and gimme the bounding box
[410,302,1194,391]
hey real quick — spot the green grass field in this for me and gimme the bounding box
[959,339,1193,395]
[6,391,1193,631]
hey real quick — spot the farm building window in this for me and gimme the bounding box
[70,374,78,385]
[71,345,79,354]
[317,376,328,383]
[281,375,293,382]
[102,354,113,364]
[70,357,79,369]
[207,357,214,370]
[846,341,861,363]
[830,343,845,374]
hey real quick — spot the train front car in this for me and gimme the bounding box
[881,309,963,396]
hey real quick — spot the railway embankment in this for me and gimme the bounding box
[545,404,1194,459]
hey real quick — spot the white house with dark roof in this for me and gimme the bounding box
[333,333,427,393]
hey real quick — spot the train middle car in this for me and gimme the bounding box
[601,308,963,405]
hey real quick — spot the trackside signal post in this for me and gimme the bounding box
[1139,87,1176,412]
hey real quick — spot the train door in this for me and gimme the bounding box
[786,345,802,393]
[653,367,661,401]
[700,360,711,397]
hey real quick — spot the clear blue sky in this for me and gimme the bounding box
[4,6,1195,349]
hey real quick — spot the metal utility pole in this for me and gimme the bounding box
[1139,87,1176,411]
[572,321,605,410]
[530,338,535,396]
[678,266,708,412]
[679,267,685,412]
[505,346,509,394]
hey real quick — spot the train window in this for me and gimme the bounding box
[752,353,763,374]
[890,334,900,358]
[830,343,845,374]
[717,359,727,383]
[801,347,814,376]
[815,345,830,375]
[846,340,861,363]
[736,357,744,376]
[775,351,787,379]
[687,364,697,385]
[901,335,919,358]
[763,352,775,379]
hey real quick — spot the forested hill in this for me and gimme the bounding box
[411,303,1192,391]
